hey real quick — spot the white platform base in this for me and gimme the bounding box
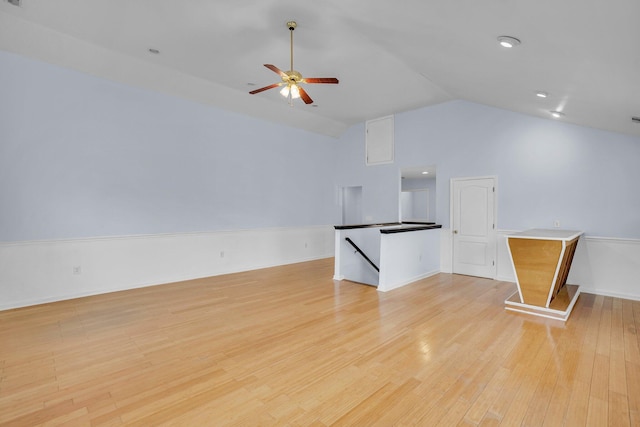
[504,284,581,322]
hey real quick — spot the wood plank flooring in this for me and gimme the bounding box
[1,258,639,426]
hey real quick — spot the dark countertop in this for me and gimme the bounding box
[380,224,442,234]
[334,222,441,233]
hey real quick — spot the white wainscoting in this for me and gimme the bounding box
[0,225,335,311]
[495,230,640,301]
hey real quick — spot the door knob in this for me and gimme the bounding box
[453,230,458,234]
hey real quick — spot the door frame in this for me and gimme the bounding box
[449,175,498,278]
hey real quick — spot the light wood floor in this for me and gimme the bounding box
[1,258,639,426]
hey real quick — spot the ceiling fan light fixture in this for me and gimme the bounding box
[290,84,301,99]
[497,36,521,48]
[280,84,301,99]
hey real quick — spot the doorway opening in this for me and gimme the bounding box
[341,186,363,225]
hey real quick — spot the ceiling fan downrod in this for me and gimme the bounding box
[287,21,296,72]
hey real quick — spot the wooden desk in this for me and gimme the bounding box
[505,229,582,321]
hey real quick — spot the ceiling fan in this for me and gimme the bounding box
[249,21,339,105]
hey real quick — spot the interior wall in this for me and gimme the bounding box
[336,100,640,239]
[3,48,640,307]
[335,101,640,299]
[0,50,343,310]
[332,124,400,223]
[0,225,335,311]
[0,50,340,243]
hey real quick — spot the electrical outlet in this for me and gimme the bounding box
[73,266,81,275]
[554,220,561,228]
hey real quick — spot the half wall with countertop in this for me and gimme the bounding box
[334,222,441,292]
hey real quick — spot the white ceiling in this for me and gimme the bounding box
[1,0,639,138]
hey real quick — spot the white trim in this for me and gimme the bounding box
[0,225,332,247]
[582,289,640,302]
[582,235,640,244]
[377,269,439,293]
[507,229,583,241]
[505,307,571,322]
[0,225,335,311]
[504,287,581,322]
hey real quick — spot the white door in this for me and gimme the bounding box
[451,177,496,278]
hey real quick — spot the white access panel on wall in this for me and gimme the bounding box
[366,115,394,165]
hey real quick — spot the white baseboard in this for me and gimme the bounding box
[582,289,640,302]
[377,269,439,293]
[0,225,335,311]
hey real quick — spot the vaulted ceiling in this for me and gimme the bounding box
[1,0,639,138]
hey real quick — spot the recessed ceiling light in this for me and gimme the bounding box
[148,48,160,54]
[497,36,521,48]
[550,110,565,118]
[536,91,548,98]
[421,171,429,175]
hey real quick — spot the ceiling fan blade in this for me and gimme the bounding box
[264,64,287,78]
[298,86,313,104]
[303,77,339,84]
[249,83,281,94]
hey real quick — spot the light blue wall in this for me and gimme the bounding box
[0,51,339,242]
[3,49,640,242]
[332,124,400,223]
[336,101,640,238]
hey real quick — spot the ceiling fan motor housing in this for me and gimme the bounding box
[284,70,303,84]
